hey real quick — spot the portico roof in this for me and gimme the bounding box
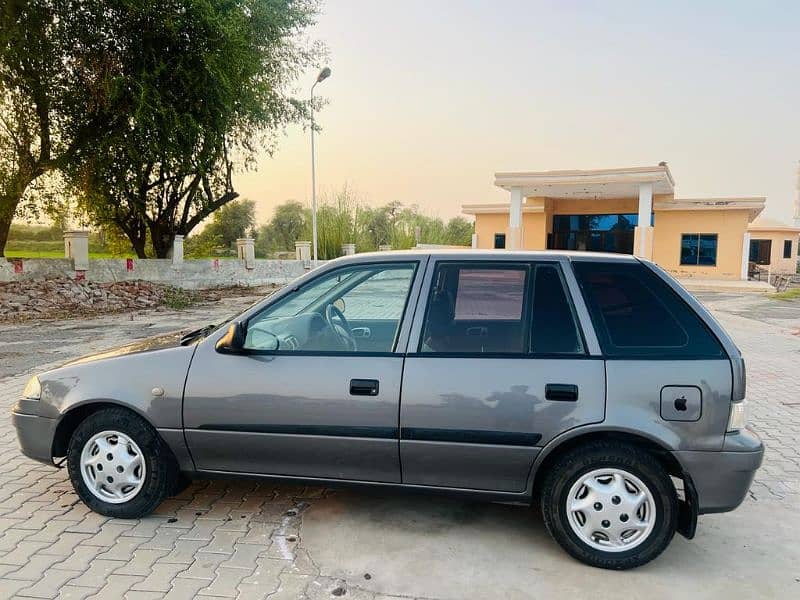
[494,165,675,199]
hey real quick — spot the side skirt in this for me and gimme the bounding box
[190,469,533,506]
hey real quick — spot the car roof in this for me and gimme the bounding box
[328,248,640,263]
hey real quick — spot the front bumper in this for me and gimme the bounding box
[674,428,764,514]
[12,411,58,465]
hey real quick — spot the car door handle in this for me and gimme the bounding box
[545,383,578,402]
[350,379,379,396]
[351,327,371,338]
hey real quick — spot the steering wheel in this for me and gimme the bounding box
[325,303,356,351]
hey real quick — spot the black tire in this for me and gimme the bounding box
[67,407,179,519]
[540,441,678,570]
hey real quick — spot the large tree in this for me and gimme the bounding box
[0,0,112,256]
[73,0,321,257]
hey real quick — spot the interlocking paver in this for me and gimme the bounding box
[66,558,126,588]
[14,568,82,598]
[83,574,146,600]
[200,566,257,597]
[177,551,229,580]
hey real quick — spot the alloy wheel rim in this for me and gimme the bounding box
[566,468,656,552]
[80,430,146,504]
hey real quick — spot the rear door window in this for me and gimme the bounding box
[420,263,529,354]
[572,261,724,358]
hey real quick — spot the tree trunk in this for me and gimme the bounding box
[131,236,148,259]
[0,192,22,258]
[149,224,174,259]
[118,220,148,258]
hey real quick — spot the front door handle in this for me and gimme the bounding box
[350,379,379,396]
[545,383,578,402]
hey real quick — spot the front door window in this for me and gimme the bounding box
[245,262,417,353]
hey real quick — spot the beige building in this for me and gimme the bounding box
[463,165,799,280]
[746,217,800,275]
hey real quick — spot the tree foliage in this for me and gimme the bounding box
[0,0,111,255]
[249,188,473,259]
[69,0,321,257]
[185,198,256,257]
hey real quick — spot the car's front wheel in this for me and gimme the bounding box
[67,407,178,518]
[540,441,678,570]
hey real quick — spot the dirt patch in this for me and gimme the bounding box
[0,277,279,322]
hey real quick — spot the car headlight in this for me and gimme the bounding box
[727,400,747,432]
[22,376,41,400]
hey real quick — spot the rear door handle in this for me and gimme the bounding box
[350,379,379,396]
[545,383,578,402]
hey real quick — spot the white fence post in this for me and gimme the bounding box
[64,230,90,271]
[236,238,255,269]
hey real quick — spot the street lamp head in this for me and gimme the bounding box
[316,67,331,83]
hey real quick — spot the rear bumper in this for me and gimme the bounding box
[674,428,764,514]
[12,411,57,465]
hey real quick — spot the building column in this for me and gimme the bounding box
[508,187,524,250]
[741,231,751,280]
[635,183,653,258]
[64,230,90,271]
[471,233,478,249]
[236,238,255,269]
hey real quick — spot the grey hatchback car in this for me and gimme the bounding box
[13,250,763,569]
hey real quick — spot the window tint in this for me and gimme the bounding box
[245,263,416,353]
[783,240,792,259]
[420,264,528,354]
[573,261,724,358]
[681,233,718,266]
[530,265,583,354]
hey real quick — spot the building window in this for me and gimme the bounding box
[493,233,506,249]
[680,234,718,266]
[549,213,645,254]
[784,240,792,259]
[749,239,772,265]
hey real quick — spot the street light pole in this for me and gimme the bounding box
[310,67,331,262]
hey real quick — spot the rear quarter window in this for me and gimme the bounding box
[572,261,724,359]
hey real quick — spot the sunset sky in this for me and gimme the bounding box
[236,0,800,224]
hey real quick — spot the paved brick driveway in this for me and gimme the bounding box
[0,291,798,599]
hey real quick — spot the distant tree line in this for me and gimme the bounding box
[185,190,474,259]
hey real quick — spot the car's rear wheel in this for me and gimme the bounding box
[67,407,178,518]
[540,441,678,570]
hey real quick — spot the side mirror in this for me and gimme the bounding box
[215,321,246,354]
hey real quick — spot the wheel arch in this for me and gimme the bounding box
[530,428,686,498]
[51,400,158,458]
